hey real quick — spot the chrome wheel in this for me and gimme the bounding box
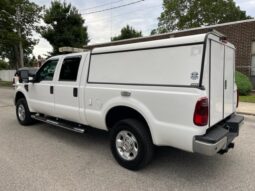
[18,104,26,121]
[116,130,138,161]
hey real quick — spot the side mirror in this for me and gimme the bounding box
[20,70,29,83]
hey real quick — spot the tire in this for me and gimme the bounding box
[110,119,154,170]
[16,98,35,126]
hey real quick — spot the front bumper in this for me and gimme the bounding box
[193,114,244,156]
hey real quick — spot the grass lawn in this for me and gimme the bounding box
[0,81,13,87]
[240,95,255,103]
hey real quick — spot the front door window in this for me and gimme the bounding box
[36,59,58,82]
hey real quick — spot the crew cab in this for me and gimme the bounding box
[14,32,244,170]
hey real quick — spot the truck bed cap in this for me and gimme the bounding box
[92,34,207,54]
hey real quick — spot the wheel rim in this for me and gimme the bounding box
[116,130,138,161]
[18,104,26,121]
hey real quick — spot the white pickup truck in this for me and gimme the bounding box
[14,32,244,170]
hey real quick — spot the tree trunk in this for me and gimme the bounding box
[14,45,20,69]
[17,27,24,68]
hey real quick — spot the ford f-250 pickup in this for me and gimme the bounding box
[14,32,244,170]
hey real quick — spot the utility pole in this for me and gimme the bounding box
[16,7,24,68]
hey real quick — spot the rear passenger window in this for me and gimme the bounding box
[59,56,81,81]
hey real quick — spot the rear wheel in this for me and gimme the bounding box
[16,98,35,125]
[110,119,154,170]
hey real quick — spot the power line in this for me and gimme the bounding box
[85,4,162,24]
[82,0,145,15]
[81,0,126,11]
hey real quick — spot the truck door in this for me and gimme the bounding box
[210,40,235,126]
[224,46,235,118]
[54,55,84,123]
[29,59,59,116]
[210,40,224,126]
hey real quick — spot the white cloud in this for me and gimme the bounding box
[84,0,162,44]
[33,37,52,58]
[236,0,255,17]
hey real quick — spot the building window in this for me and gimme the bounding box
[252,41,255,76]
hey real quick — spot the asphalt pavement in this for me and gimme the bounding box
[0,87,255,191]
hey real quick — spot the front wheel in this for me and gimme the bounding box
[110,119,154,170]
[16,98,35,126]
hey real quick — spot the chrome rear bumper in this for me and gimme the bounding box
[193,114,244,156]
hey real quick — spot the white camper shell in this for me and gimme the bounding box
[14,32,244,170]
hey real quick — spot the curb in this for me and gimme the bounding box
[237,112,255,116]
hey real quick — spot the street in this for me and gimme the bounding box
[0,87,255,191]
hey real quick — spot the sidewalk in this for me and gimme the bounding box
[237,102,255,116]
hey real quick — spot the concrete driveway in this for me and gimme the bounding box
[0,87,255,191]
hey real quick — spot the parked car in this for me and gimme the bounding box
[13,67,38,84]
[13,32,244,170]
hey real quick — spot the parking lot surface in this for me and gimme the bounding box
[0,87,255,191]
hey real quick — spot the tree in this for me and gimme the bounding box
[111,25,142,41]
[0,0,41,68]
[0,60,9,70]
[0,0,42,68]
[40,1,89,55]
[152,0,252,34]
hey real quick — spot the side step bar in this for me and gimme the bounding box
[31,115,85,133]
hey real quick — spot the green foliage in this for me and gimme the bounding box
[152,0,252,34]
[0,0,42,68]
[236,71,253,96]
[0,81,13,87]
[40,1,89,55]
[240,96,255,103]
[111,25,142,41]
[0,60,9,70]
[26,56,37,67]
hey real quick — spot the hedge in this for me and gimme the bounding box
[235,71,253,96]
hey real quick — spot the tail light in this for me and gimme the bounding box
[193,97,208,126]
[236,90,239,108]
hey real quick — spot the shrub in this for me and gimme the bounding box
[0,60,8,70]
[235,71,253,96]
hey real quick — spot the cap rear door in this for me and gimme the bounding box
[210,40,224,126]
[209,40,235,127]
[224,46,235,118]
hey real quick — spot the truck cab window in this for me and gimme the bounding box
[36,59,58,82]
[59,56,81,81]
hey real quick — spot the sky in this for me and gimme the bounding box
[32,0,255,57]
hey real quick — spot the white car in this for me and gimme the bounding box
[14,32,244,170]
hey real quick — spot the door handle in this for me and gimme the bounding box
[225,80,227,89]
[50,86,54,94]
[73,87,78,97]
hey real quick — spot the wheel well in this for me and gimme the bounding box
[106,106,152,139]
[15,92,25,105]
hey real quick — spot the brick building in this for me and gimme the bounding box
[85,19,255,88]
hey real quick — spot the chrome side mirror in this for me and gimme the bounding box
[28,76,35,83]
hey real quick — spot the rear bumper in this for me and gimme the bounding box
[193,114,244,156]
